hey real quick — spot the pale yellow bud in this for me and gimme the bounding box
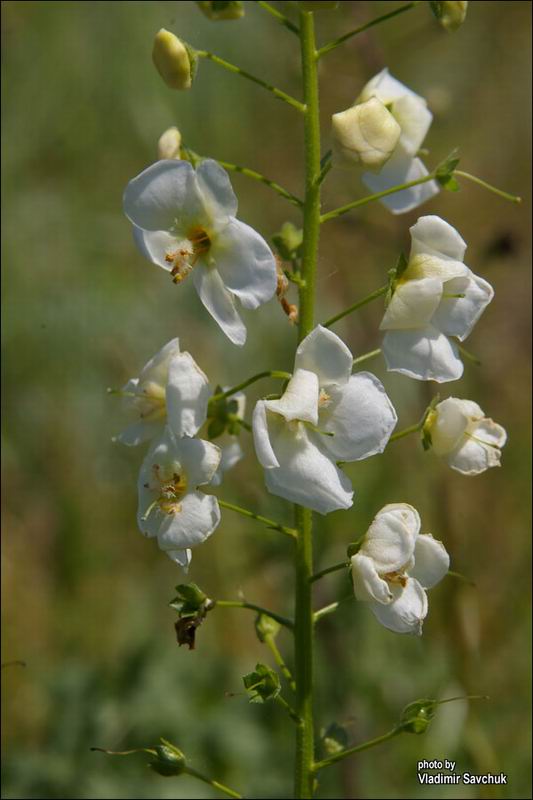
[157,127,182,160]
[152,29,194,90]
[331,98,401,171]
[430,1,468,32]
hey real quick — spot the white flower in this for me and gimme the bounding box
[252,326,397,514]
[123,159,278,346]
[210,390,246,486]
[426,397,507,475]
[356,68,439,214]
[332,97,401,171]
[138,427,221,569]
[351,503,449,635]
[380,215,494,382]
[115,338,211,446]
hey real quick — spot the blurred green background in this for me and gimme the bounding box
[2,2,531,798]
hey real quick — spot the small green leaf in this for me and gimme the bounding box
[436,148,461,186]
[208,417,226,440]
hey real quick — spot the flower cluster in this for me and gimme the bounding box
[115,338,244,569]
[114,33,508,641]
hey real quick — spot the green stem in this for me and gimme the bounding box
[352,348,382,368]
[313,729,401,772]
[265,635,296,692]
[185,767,243,799]
[457,343,481,366]
[293,12,322,797]
[310,561,349,583]
[217,499,297,538]
[454,170,521,204]
[256,0,300,35]
[320,173,436,223]
[196,51,306,113]
[389,422,423,442]
[276,694,301,724]
[316,2,421,60]
[210,370,292,403]
[323,285,388,328]
[214,600,294,631]
[217,159,303,207]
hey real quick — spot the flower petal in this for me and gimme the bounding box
[212,218,277,309]
[380,277,443,330]
[123,159,205,232]
[433,272,494,341]
[358,68,423,105]
[430,397,470,456]
[166,352,211,437]
[252,401,280,469]
[115,419,164,447]
[360,503,419,572]
[390,94,433,156]
[318,373,397,461]
[470,418,507,448]
[362,150,439,215]
[174,436,221,487]
[196,159,238,218]
[294,325,353,387]
[369,578,428,635]
[265,369,319,425]
[138,338,181,386]
[382,326,464,382]
[193,264,247,346]
[409,215,467,262]
[351,553,393,604]
[263,422,354,514]
[447,437,501,475]
[157,491,221,550]
[132,225,180,271]
[411,534,450,589]
[165,548,192,571]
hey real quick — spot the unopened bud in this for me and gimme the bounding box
[429,1,468,32]
[255,613,281,643]
[196,1,244,19]
[332,98,401,171]
[149,741,187,776]
[398,699,436,734]
[152,29,196,90]
[158,127,182,160]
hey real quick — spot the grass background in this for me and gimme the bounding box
[2,1,531,798]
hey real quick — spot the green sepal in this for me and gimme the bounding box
[397,698,437,734]
[436,148,461,186]
[196,1,244,20]
[169,582,208,616]
[243,663,281,703]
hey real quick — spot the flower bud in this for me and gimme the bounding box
[398,699,436,734]
[196,1,244,19]
[157,127,182,160]
[255,613,281,643]
[149,741,187,776]
[331,98,401,171]
[152,29,195,90]
[429,1,468,32]
[299,2,340,10]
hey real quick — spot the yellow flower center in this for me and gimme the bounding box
[165,227,212,284]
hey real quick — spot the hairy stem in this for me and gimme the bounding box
[256,0,300,35]
[323,285,388,328]
[293,11,321,797]
[214,600,294,631]
[313,729,401,771]
[210,370,292,403]
[320,173,437,223]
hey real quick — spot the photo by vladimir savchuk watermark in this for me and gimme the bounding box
[417,759,508,786]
